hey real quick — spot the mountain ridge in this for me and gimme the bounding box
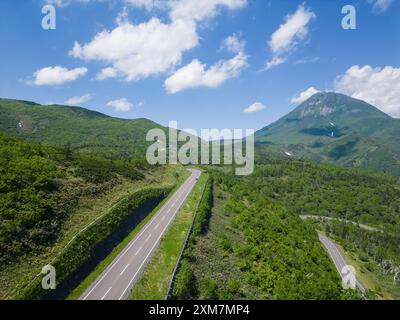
[0,98,165,158]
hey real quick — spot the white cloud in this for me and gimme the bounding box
[220,33,245,54]
[45,0,71,7]
[269,4,315,54]
[165,52,248,94]
[368,0,395,13]
[64,94,92,106]
[107,98,133,112]
[291,86,320,104]
[334,65,400,117]
[32,66,88,86]
[69,0,247,84]
[295,57,320,65]
[70,18,199,82]
[45,0,97,7]
[165,32,248,93]
[265,56,286,70]
[265,4,315,70]
[169,0,247,23]
[95,67,118,80]
[244,102,266,113]
[124,0,164,10]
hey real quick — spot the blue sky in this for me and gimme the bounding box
[0,0,399,133]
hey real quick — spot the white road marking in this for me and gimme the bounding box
[82,171,200,300]
[101,287,113,300]
[154,223,159,230]
[120,264,130,276]
[135,247,142,256]
[118,176,197,300]
[145,234,152,242]
[81,182,189,300]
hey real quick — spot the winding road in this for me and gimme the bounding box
[319,234,366,294]
[80,169,202,301]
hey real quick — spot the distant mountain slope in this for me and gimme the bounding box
[255,92,400,175]
[0,99,165,158]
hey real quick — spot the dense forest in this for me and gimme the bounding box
[172,169,357,300]
[250,159,400,298]
[252,158,400,232]
[171,158,400,299]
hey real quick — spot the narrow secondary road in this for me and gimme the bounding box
[81,169,202,300]
[318,234,366,294]
[301,215,382,233]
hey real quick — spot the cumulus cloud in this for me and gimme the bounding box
[70,18,198,82]
[64,94,92,106]
[165,35,248,94]
[265,4,315,70]
[165,53,247,93]
[31,66,88,86]
[107,98,133,112]
[69,0,247,84]
[368,0,395,13]
[334,65,400,117]
[243,102,266,113]
[291,86,320,104]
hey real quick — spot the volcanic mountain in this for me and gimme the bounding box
[255,92,400,175]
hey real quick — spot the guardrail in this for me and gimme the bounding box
[165,175,209,300]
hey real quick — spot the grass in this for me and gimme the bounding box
[0,165,187,300]
[66,167,190,300]
[129,172,208,300]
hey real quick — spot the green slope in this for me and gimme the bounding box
[0,98,165,158]
[255,92,400,175]
[0,130,188,299]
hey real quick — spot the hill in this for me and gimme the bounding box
[0,98,165,158]
[255,92,400,175]
[0,131,187,299]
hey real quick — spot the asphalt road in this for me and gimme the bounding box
[301,215,382,233]
[319,234,366,293]
[80,169,202,300]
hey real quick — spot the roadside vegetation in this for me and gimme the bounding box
[0,132,186,299]
[130,172,208,300]
[172,175,213,299]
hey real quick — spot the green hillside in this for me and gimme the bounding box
[0,98,165,158]
[0,131,187,299]
[255,92,400,176]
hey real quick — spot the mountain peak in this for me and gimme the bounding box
[293,92,390,120]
